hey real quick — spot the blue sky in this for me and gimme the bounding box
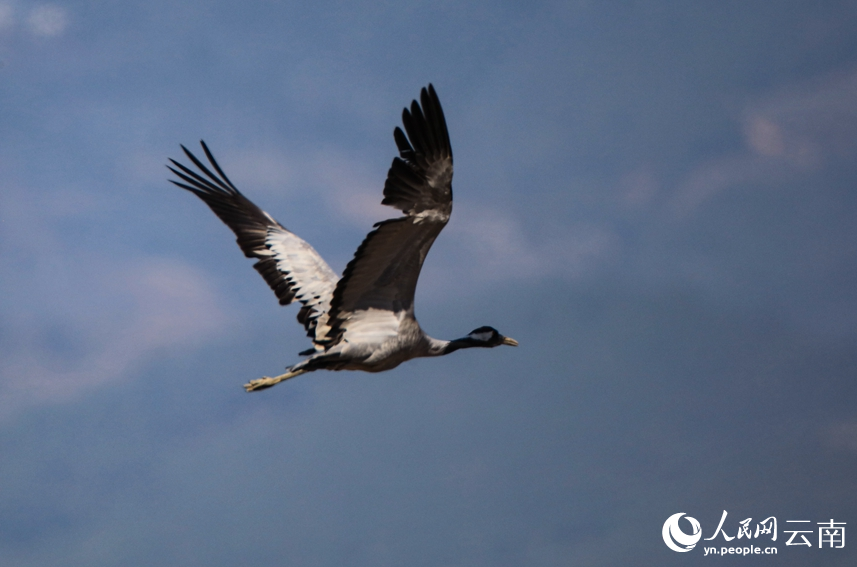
[1,1,856,565]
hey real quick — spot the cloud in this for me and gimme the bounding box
[671,66,857,217]
[0,258,231,416]
[669,153,786,218]
[310,151,389,226]
[414,203,619,302]
[747,67,857,161]
[27,4,66,37]
[0,2,70,37]
[124,258,231,349]
[0,180,232,417]
[0,3,13,30]
[226,145,389,227]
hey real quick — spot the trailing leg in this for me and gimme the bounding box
[244,368,307,392]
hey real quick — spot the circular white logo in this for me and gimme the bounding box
[662,512,702,552]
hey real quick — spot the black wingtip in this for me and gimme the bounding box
[170,141,239,195]
[199,140,238,191]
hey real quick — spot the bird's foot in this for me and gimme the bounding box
[243,369,305,392]
[243,377,278,392]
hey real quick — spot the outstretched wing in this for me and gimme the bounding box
[322,84,453,347]
[168,141,338,343]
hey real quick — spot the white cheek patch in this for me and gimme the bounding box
[469,331,493,342]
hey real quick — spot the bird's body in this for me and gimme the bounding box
[168,85,516,391]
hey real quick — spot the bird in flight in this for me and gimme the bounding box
[168,85,517,392]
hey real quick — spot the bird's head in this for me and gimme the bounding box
[438,326,518,355]
[462,326,518,348]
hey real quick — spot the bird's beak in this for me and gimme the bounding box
[501,336,519,347]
